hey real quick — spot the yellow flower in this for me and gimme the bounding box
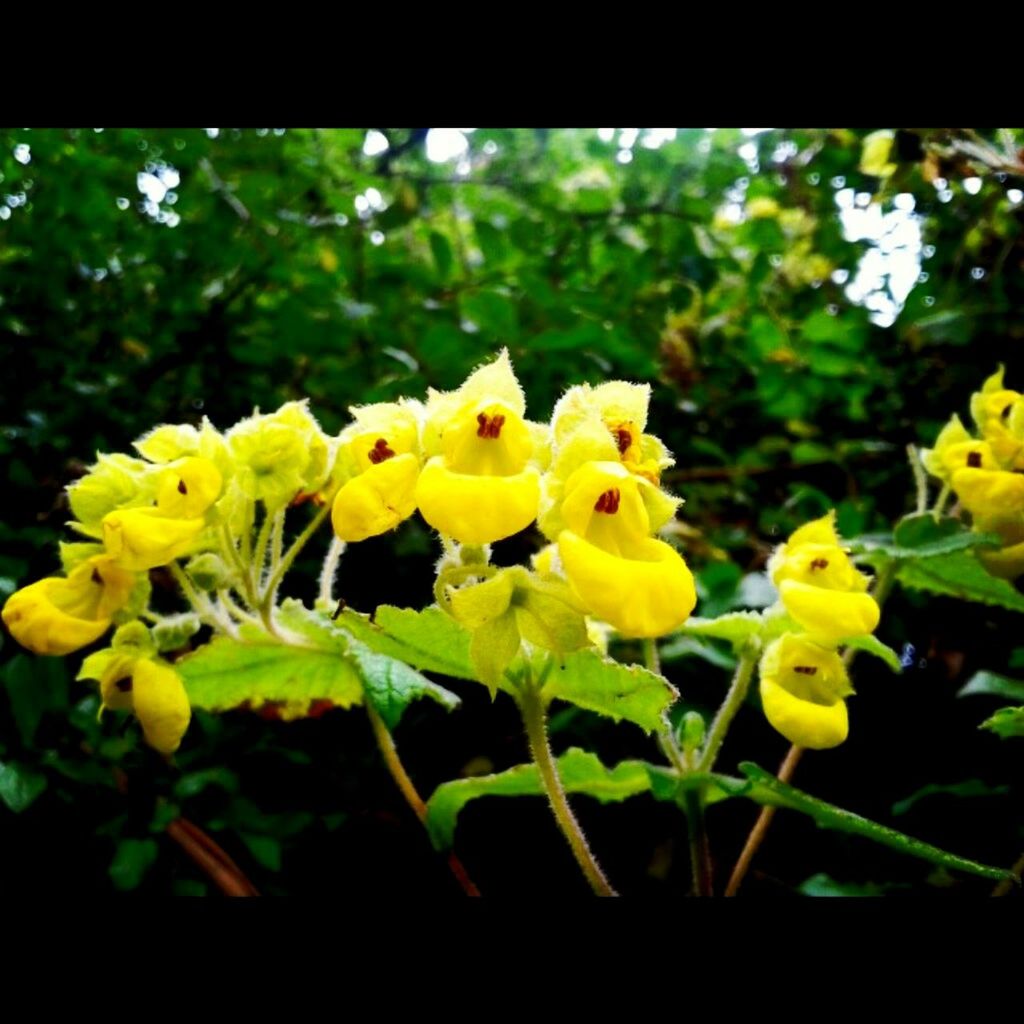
[859,130,897,178]
[154,457,223,518]
[921,414,995,481]
[2,556,135,655]
[951,467,1024,519]
[554,462,696,638]
[97,655,191,754]
[330,402,423,542]
[416,351,542,544]
[769,512,879,642]
[332,453,420,542]
[969,366,1021,436]
[102,507,207,571]
[550,380,672,484]
[759,634,853,749]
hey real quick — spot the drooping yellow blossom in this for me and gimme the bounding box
[2,556,135,655]
[859,130,897,178]
[331,402,422,542]
[102,507,207,571]
[154,457,224,518]
[921,414,996,482]
[759,633,853,749]
[951,466,1024,519]
[969,366,1021,437]
[768,511,879,643]
[549,379,672,485]
[554,462,696,638]
[90,653,191,754]
[415,350,543,544]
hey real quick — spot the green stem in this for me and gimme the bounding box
[518,683,618,897]
[319,536,347,607]
[365,703,481,897]
[683,788,713,896]
[219,524,259,610]
[253,505,276,591]
[169,562,233,634]
[260,500,334,620]
[908,443,929,515]
[698,649,758,772]
[270,510,285,571]
[932,482,951,520]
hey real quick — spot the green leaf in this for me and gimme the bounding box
[176,634,363,716]
[339,606,475,681]
[957,671,1024,703]
[895,550,1024,613]
[348,642,460,730]
[541,649,678,733]
[0,760,47,813]
[425,747,653,848]
[675,611,763,648]
[851,515,1002,561]
[428,231,453,280]
[736,762,1014,881]
[3,654,68,746]
[980,706,1024,739]
[841,634,903,673]
[281,601,461,727]
[240,833,281,872]
[891,779,1010,817]
[109,838,159,891]
[659,635,737,671]
[798,873,903,897]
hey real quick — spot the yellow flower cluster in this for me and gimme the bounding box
[3,351,700,749]
[922,366,1024,578]
[537,381,696,638]
[760,512,881,749]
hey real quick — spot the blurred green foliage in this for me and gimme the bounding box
[2,128,1024,896]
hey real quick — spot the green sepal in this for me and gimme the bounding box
[152,613,202,653]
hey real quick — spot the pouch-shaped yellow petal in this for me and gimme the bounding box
[561,461,650,549]
[558,530,696,638]
[2,578,110,655]
[416,458,540,544]
[102,508,207,571]
[760,676,849,749]
[778,579,880,642]
[979,540,1024,580]
[785,511,840,550]
[131,659,191,754]
[155,457,224,518]
[331,453,419,542]
[951,467,1024,518]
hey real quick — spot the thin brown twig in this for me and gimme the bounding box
[724,745,804,897]
[366,703,482,897]
[166,817,261,897]
[991,852,1024,897]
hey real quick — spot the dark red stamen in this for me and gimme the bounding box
[810,558,829,570]
[91,568,103,585]
[476,413,505,439]
[594,488,621,514]
[116,678,133,692]
[794,666,818,676]
[177,479,188,495]
[614,427,632,455]
[967,451,982,468]
[368,438,396,464]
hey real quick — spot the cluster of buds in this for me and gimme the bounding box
[2,352,699,749]
[760,513,881,749]
[923,367,1024,578]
